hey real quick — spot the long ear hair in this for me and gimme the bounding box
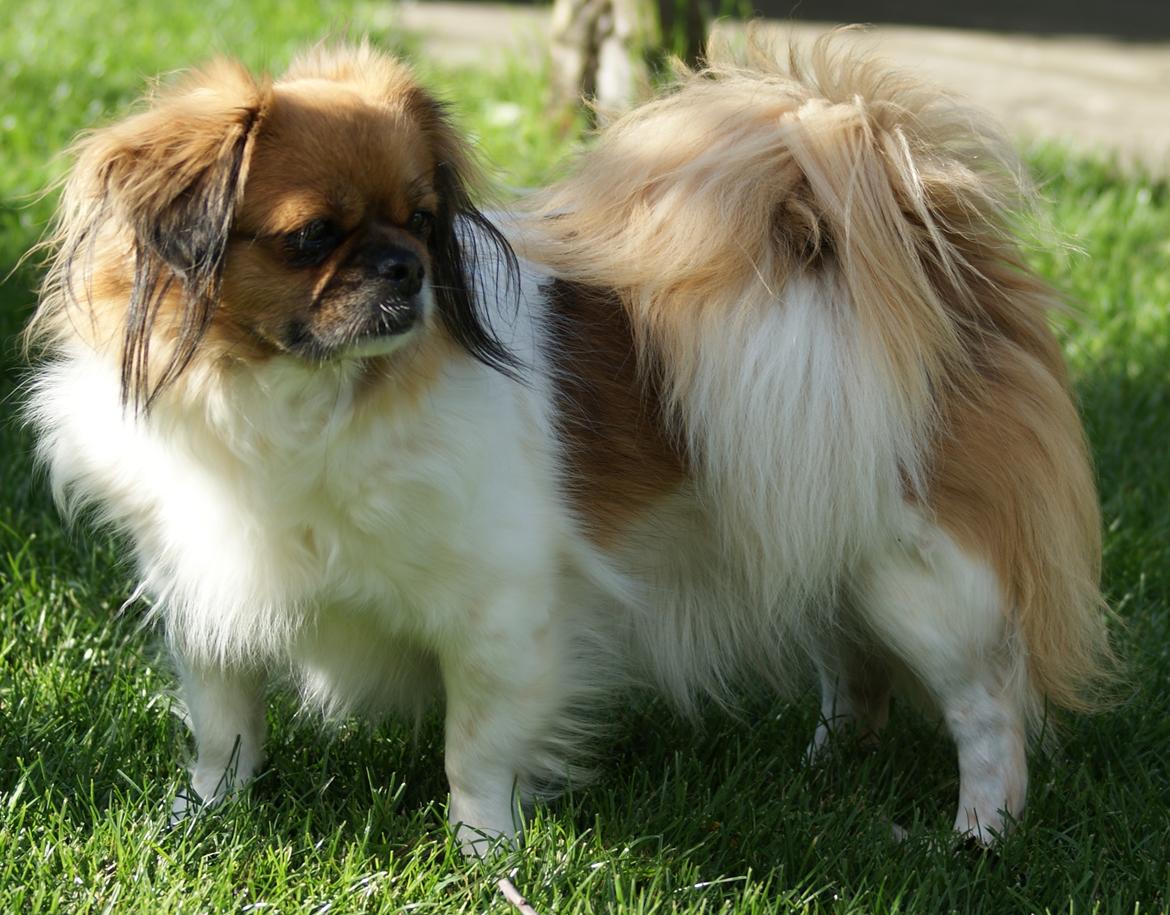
[34,60,271,413]
[414,94,521,379]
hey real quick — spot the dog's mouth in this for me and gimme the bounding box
[282,292,428,362]
[367,298,420,337]
[337,304,423,359]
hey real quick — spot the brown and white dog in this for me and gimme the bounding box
[26,40,1111,853]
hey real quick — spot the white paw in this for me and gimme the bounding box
[169,763,255,827]
[168,786,204,827]
[455,821,516,858]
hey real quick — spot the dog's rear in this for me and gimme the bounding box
[526,38,1112,842]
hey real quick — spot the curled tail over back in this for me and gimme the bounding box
[525,35,1113,714]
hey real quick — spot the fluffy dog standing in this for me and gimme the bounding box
[521,41,1114,842]
[26,40,1111,852]
[25,46,587,853]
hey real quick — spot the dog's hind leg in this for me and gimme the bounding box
[851,505,1029,844]
[806,635,891,763]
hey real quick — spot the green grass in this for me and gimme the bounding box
[2,1,1169,911]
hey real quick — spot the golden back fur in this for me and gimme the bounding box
[524,37,1113,714]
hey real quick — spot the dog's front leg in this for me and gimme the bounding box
[171,658,267,820]
[439,589,564,856]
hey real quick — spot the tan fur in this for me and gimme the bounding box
[350,334,457,415]
[543,279,687,543]
[25,43,476,408]
[27,59,272,360]
[930,337,1109,713]
[216,76,441,358]
[524,36,1113,714]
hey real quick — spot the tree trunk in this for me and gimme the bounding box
[551,0,705,115]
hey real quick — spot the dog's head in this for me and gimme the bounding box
[36,43,515,411]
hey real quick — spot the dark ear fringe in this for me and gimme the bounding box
[431,162,523,381]
[117,107,261,413]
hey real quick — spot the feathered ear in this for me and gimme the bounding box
[411,93,520,379]
[62,60,272,411]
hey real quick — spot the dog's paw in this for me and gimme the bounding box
[456,822,517,858]
[168,786,203,828]
[168,771,246,828]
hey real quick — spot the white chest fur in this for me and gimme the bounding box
[30,345,571,672]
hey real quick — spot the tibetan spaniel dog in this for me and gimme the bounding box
[26,40,1112,853]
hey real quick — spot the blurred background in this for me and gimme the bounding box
[396,0,1170,175]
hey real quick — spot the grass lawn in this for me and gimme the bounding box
[2,0,1168,911]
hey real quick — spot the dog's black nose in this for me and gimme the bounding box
[376,247,424,297]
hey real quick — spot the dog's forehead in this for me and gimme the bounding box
[242,81,435,227]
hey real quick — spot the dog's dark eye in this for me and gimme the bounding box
[408,210,435,241]
[284,219,343,266]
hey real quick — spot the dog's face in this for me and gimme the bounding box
[41,44,514,410]
[222,78,444,361]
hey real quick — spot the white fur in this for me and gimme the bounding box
[29,255,616,852]
[599,267,923,709]
[29,225,1032,851]
[851,503,1029,841]
[587,264,1030,841]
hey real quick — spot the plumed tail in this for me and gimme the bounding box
[525,34,1114,712]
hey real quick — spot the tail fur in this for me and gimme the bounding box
[525,35,1113,712]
